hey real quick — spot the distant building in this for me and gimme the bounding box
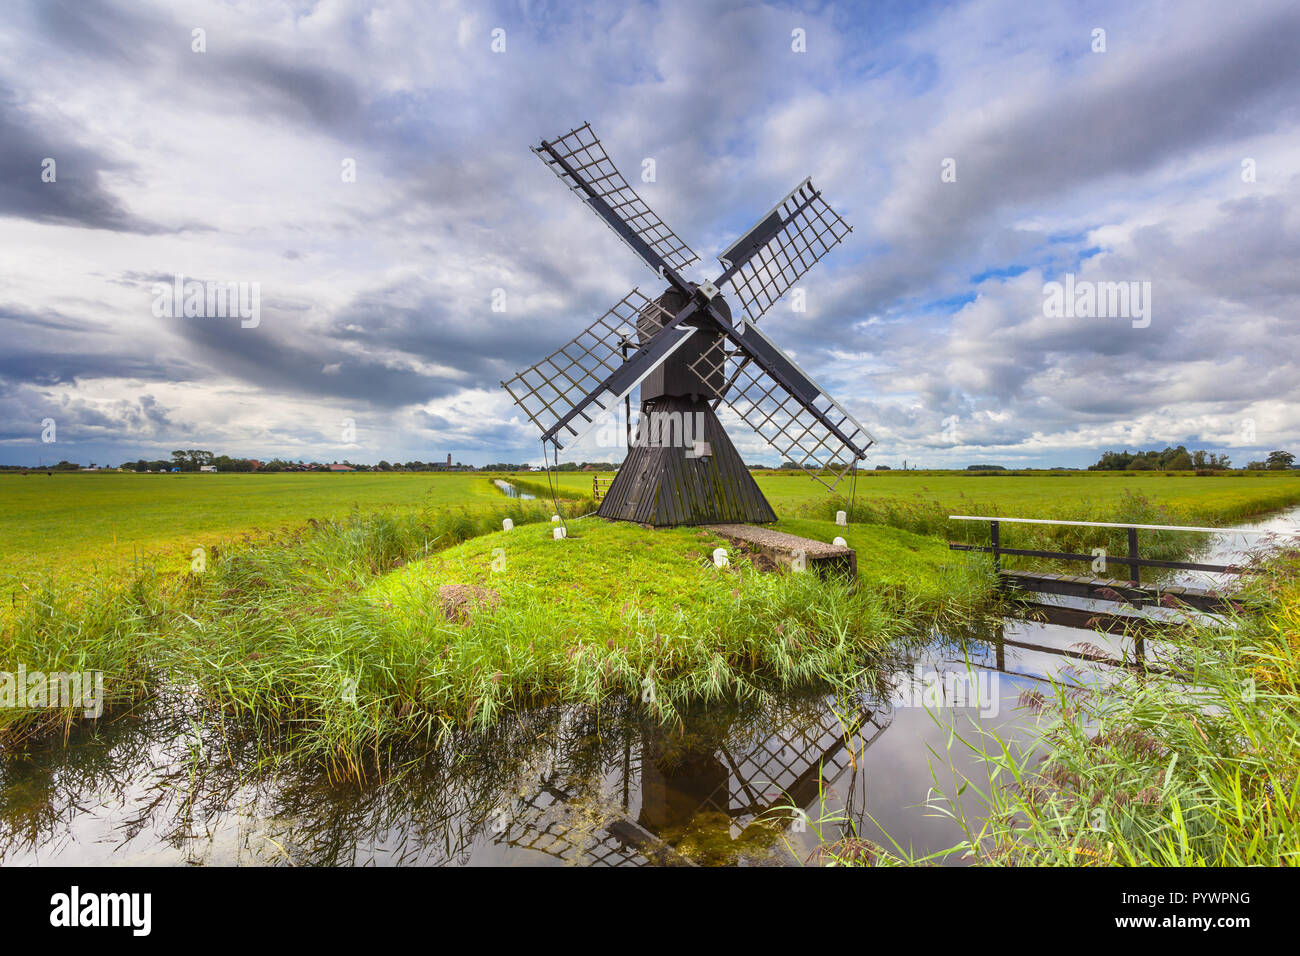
[446,453,452,467]
[328,463,355,472]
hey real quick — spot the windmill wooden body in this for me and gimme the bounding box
[503,123,874,525]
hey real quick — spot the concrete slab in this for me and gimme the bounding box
[704,523,856,577]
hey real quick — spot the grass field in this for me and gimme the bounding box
[520,468,1300,521]
[5,470,1299,586]
[0,472,507,586]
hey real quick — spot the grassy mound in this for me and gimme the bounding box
[363,519,921,725]
[3,506,998,779]
[156,516,996,778]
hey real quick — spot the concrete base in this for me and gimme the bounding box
[705,523,856,578]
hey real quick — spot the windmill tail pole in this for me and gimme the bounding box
[542,439,568,534]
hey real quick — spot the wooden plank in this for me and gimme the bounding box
[948,542,1255,575]
[999,570,1236,613]
[1016,601,1173,639]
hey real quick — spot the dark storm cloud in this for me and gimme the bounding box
[215,49,364,130]
[165,310,450,408]
[157,268,628,412]
[31,0,160,65]
[0,304,194,386]
[23,0,369,146]
[0,379,177,444]
[0,93,158,232]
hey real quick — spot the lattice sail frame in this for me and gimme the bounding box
[534,123,700,273]
[688,335,874,490]
[709,702,888,821]
[497,785,653,867]
[501,289,674,446]
[721,179,852,324]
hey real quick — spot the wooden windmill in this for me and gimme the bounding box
[503,123,874,525]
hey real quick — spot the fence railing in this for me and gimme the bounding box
[592,474,616,503]
[945,515,1288,582]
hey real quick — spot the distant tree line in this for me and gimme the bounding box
[1089,446,1230,471]
[778,460,853,471]
[20,445,1296,475]
[535,461,621,472]
[1247,451,1297,470]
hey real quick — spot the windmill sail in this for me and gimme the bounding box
[534,123,699,275]
[717,179,852,324]
[688,325,874,489]
[501,289,696,449]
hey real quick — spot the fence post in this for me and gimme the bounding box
[1127,526,1140,584]
[990,520,1001,574]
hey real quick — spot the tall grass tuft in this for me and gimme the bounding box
[0,572,162,748]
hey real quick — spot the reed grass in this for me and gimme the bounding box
[0,572,162,748]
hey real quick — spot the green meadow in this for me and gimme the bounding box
[5,469,1299,585]
[0,505,990,770]
[4,467,1296,754]
[0,471,502,585]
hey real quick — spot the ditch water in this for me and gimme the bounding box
[492,479,535,500]
[2,507,1296,866]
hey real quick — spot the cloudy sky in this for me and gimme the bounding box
[1,0,1297,469]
